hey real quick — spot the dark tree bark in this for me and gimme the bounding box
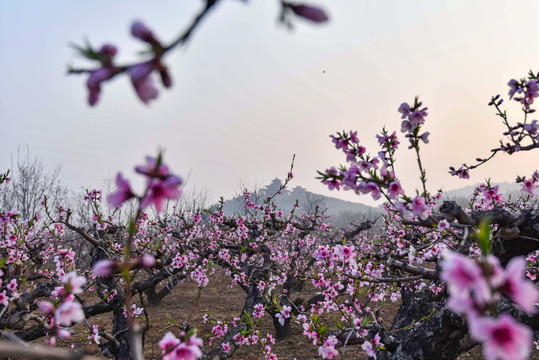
[91,245,130,360]
[374,202,539,359]
[271,313,291,340]
[440,201,539,264]
[143,273,186,307]
[376,289,539,360]
[377,289,475,360]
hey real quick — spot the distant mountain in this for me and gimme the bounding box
[440,181,522,206]
[215,178,380,225]
[213,179,527,227]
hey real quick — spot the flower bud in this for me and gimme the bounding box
[159,67,172,88]
[140,254,156,268]
[287,4,328,22]
[92,259,118,277]
[38,301,55,315]
[98,44,117,61]
[131,21,156,43]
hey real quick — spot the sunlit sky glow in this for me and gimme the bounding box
[1,0,538,206]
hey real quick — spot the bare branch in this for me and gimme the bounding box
[0,342,99,360]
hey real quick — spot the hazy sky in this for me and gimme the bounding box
[1,0,539,206]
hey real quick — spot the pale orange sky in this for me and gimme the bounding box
[1,0,538,206]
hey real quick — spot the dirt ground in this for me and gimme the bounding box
[50,271,538,359]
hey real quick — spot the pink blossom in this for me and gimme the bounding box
[376,133,389,146]
[0,290,8,306]
[523,80,539,108]
[253,303,265,318]
[159,332,203,360]
[395,201,409,219]
[440,251,490,307]
[345,151,356,163]
[7,279,17,291]
[362,340,376,359]
[135,156,171,178]
[446,293,477,316]
[108,173,135,208]
[141,175,183,212]
[222,342,230,353]
[524,119,539,136]
[358,160,372,172]
[303,323,318,343]
[398,103,411,119]
[334,245,354,260]
[440,252,481,293]
[323,167,340,190]
[419,132,430,144]
[330,135,347,150]
[409,109,427,127]
[134,74,159,104]
[61,271,86,295]
[57,328,71,339]
[499,257,539,313]
[211,322,227,337]
[55,301,85,326]
[318,336,338,359]
[484,255,506,289]
[521,178,536,197]
[401,120,413,133]
[129,61,159,104]
[365,182,381,200]
[288,4,329,22]
[124,304,143,318]
[387,181,404,199]
[86,66,120,106]
[508,79,521,99]
[140,254,156,268]
[469,314,532,360]
[341,165,359,187]
[88,325,101,344]
[450,166,470,179]
[159,332,180,357]
[411,196,431,220]
[276,305,292,326]
[373,333,383,346]
[437,219,450,231]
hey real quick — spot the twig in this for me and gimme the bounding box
[387,258,438,280]
[0,341,99,360]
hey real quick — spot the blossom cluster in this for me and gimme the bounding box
[451,73,539,177]
[516,171,539,197]
[83,21,172,106]
[508,78,539,110]
[3,69,539,360]
[108,155,183,212]
[38,271,87,344]
[319,98,435,221]
[159,331,203,360]
[72,3,329,107]
[441,251,539,360]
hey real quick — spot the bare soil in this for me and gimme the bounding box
[50,271,538,360]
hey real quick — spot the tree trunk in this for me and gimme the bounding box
[377,289,474,360]
[91,245,132,360]
[271,314,291,340]
[377,288,539,359]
